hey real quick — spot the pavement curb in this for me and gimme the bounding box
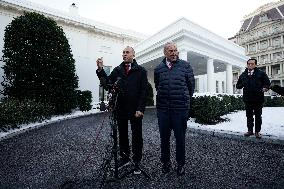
[0,111,105,142]
[188,127,284,145]
[0,107,157,142]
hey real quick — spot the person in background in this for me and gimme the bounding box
[236,58,270,139]
[154,42,195,176]
[270,85,284,96]
[96,46,148,175]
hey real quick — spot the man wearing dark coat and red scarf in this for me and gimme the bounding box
[96,46,148,175]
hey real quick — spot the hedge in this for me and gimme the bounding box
[0,98,54,131]
[191,95,283,124]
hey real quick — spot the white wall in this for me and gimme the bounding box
[62,26,131,102]
[195,71,227,93]
[0,10,16,97]
[0,7,137,102]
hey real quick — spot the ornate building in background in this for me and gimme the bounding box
[234,0,284,89]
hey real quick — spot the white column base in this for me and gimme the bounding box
[226,64,233,94]
[207,58,215,93]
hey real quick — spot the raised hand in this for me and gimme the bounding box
[135,111,144,118]
[96,57,103,71]
[262,87,268,92]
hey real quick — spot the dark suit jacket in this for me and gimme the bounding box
[236,67,270,103]
[96,59,148,118]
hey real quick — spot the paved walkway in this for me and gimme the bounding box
[0,109,283,189]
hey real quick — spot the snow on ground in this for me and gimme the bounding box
[0,108,100,140]
[188,107,284,138]
[1,107,284,140]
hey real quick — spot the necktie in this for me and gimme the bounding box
[125,64,130,75]
[169,62,173,69]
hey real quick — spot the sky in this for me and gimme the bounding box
[1,107,284,140]
[27,0,280,39]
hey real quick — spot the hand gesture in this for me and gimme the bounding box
[135,111,144,118]
[97,57,103,71]
[262,87,268,92]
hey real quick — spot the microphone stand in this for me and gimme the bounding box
[99,82,151,188]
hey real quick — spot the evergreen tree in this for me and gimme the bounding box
[1,12,79,114]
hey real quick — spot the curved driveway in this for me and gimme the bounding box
[0,108,283,189]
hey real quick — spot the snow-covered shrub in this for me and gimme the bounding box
[191,96,223,124]
[264,96,284,107]
[191,95,245,124]
[0,98,54,131]
[76,90,92,112]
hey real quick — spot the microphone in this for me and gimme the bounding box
[114,77,121,86]
[111,77,126,95]
[111,77,121,93]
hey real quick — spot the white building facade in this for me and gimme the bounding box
[0,0,146,102]
[233,0,284,89]
[0,1,248,104]
[135,18,248,100]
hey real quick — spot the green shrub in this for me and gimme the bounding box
[230,95,245,110]
[146,82,154,106]
[191,94,281,124]
[1,12,78,114]
[0,98,54,131]
[191,95,243,124]
[77,90,92,111]
[264,96,284,107]
[192,96,223,124]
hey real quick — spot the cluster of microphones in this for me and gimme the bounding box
[99,77,124,112]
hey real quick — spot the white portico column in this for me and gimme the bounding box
[226,64,233,94]
[207,58,215,93]
[179,49,187,61]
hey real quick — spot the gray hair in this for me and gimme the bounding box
[125,46,135,55]
[164,42,177,53]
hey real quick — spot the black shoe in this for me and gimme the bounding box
[244,131,254,137]
[162,162,171,174]
[177,165,185,176]
[255,132,262,139]
[133,162,141,175]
